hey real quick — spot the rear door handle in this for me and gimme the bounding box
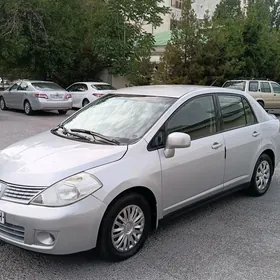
[212,142,223,150]
[252,131,260,137]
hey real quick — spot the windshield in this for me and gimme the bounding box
[223,81,246,91]
[63,94,175,144]
[32,82,64,91]
[92,84,116,90]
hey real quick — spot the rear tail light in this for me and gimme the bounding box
[93,93,104,97]
[65,93,72,99]
[35,93,48,99]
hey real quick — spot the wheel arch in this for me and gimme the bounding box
[256,98,265,106]
[97,186,158,242]
[261,149,275,173]
[82,98,89,107]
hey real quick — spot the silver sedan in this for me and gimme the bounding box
[0,80,72,115]
[0,85,279,261]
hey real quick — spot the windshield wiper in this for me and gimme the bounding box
[70,128,120,145]
[52,124,93,142]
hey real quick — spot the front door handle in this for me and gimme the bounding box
[212,142,223,150]
[252,131,260,137]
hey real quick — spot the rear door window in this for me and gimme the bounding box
[248,81,259,92]
[218,95,246,131]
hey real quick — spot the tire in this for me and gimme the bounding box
[0,97,7,110]
[82,99,89,107]
[247,153,273,197]
[58,110,68,115]
[24,101,33,115]
[257,101,265,108]
[98,193,151,262]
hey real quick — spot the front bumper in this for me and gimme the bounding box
[0,195,107,254]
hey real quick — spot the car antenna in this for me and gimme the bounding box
[210,79,217,86]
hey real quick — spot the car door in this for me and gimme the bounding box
[260,81,274,109]
[5,82,20,108]
[14,81,28,109]
[217,94,262,191]
[270,82,280,108]
[158,95,225,216]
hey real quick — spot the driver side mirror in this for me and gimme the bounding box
[164,132,191,158]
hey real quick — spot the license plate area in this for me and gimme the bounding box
[0,211,5,224]
[51,94,63,100]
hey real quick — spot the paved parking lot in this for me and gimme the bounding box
[1,109,280,280]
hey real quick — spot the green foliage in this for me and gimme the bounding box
[0,0,168,86]
[155,0,280,86]
[153,0,203,84]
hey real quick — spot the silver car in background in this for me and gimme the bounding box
[0,85,279,261]
[0,80,72,115]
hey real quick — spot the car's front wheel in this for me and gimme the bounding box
[0,97,7,110]
[248,153,273,196]
[98,193,151,261]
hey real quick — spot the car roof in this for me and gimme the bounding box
[74,82,109,85]
[28,80,56,83]
[225,80,274,82]
[116,85,239,98]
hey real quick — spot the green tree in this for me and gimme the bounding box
[213,0,243,22]
[154,0,203,84]
[0,0,169,85]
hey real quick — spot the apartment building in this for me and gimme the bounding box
[144,0,222,35]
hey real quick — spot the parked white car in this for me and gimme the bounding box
[66,82,116,108]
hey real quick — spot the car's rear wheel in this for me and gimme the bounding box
[82,99,89,107]
[24,101,33,115]
[0,97,7,110]
[98,193,151,262]
[58,110,68,115]
[248,153,273,196]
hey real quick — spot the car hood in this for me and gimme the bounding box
[0,131,128,186]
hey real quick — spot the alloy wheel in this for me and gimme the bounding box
[24,102,30,114]
[255,160,270,191]
[0,99,4,110]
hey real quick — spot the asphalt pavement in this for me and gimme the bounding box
[1,109,280,280]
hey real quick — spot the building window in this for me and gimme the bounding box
[170,19,181,30]
[171,0,183,9]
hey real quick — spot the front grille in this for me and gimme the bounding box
[0,222,25,242]
[2,184,46,204]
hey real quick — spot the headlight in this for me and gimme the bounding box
[31,172,102,207]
